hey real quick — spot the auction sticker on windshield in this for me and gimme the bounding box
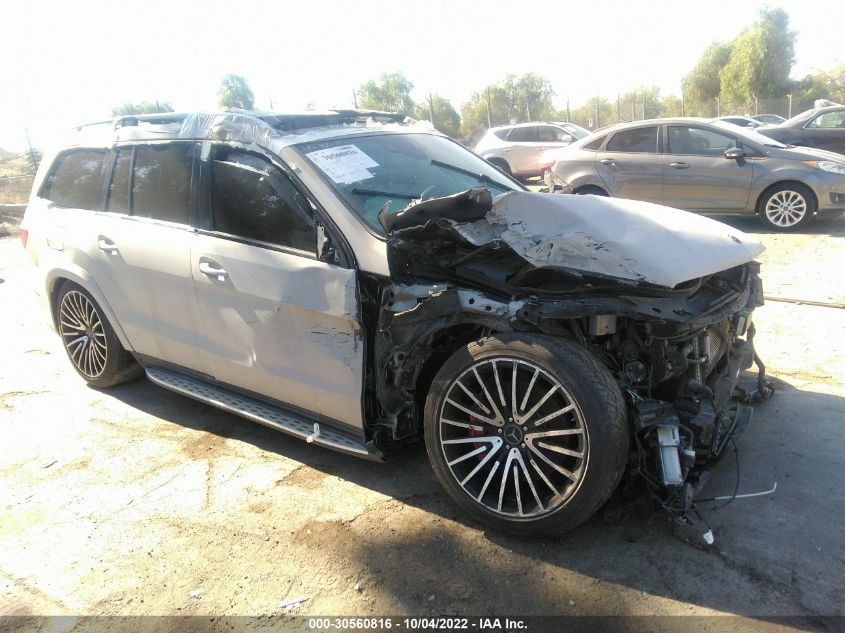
[306,145,379,184]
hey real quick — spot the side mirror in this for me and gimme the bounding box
[724,147,745,161]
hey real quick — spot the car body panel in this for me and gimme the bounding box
[662,154,753,210]
[594,149,664,203]
[190,234,366,430]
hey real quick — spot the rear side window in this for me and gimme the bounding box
[132,144,194,224]
[581,134,608,151]
[41,150,106,209]
[606,126,658,153]
[492,128,511,140]
[210,150,315,253]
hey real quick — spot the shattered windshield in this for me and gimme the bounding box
[295,132,522,235]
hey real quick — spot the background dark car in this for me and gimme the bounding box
[758,105,845,155]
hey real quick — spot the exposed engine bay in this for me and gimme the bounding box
[365,188,773,532]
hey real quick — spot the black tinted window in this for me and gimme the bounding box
[210,151,314,252]
[507,127,535,142]
[132,144,193,224]
[582,134,608,151]
[42,150,105,209]
[606,127,658,153]
[106,149,131,214]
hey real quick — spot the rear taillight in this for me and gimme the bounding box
[20,228,28,248]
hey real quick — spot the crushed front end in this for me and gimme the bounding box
[369,189,773,531]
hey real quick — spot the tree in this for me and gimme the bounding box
[719,8,796,110]
[357,72,415,116]
[682,41,733,116]
[569,98,614,130]
[458,73,556,143]
[414,94,461,139]
[111,101,174,116]
[796,63,845,106]
[218,74,255,110]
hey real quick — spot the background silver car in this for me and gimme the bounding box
[548,117,845,230]
[475,121,590,178]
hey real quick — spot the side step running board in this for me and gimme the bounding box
[145,366,381,461]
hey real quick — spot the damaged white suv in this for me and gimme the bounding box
[22,110,772,536]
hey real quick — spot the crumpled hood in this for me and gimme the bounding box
[445,191,764,288]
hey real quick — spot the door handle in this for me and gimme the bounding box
[199,260,227,279]
[599,159,616,166]
[669,162,690,169]
[98,236,119,253]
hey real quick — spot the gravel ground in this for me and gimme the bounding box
[0,211,843,630]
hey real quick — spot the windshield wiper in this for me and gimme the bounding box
[351,187,420,199]
[429,159,512,191]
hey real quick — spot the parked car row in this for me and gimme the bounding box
[528,113,845,231]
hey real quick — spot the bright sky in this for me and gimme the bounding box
[2,0,842,151]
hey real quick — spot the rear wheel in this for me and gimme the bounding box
[486,157,512,176]
[57,284,142,388]
[757,183,816,231]
[424,334,628,536]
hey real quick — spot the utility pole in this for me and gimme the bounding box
[787,93,793,118]
[631,98,635,122]
[486,88,492,128]
[616,94,620,123]
[428,91,435,127]
[566,98,570,123]
[352,89,358,109]
[753,95,759,115]
[642,92,646,120]
[715,96,721,117]
[594,97,600,129]
[681,92,685,117]
[526,103,531,122]
[23,127,38,174]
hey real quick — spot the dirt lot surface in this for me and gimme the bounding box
[0,211,843,630]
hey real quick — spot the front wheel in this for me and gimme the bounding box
[758,184,816,231]
[424,334,629,536]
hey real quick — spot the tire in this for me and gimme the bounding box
[424,334,629,536]
[56,283,142,388]
[487,157,512,176]
[757,183,816,231]
[573,185,608,196]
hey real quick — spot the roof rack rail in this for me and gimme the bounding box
[73,112,189,131]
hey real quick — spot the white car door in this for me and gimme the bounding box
[191,145,365,431]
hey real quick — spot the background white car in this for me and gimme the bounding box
[475,121,590,178]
